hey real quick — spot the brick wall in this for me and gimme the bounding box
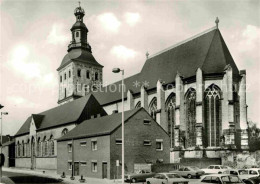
[110,109,170,178]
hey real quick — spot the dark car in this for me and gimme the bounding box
[245,176,260,184]
[125,170,155,183]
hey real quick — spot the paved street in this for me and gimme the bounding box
[1,169,201,184]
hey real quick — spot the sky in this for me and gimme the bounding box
[0,0,259,135]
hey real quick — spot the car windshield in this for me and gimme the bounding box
[238,170,248,175]
[190,166,200,171]
[166,174,181,178]
[221,176,243,183]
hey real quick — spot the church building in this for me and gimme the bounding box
[14,3,251,172]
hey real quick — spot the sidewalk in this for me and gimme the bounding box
[3,167,128,184]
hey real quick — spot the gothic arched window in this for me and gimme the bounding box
[60,76,62,83]
[64,73,66,80]
[149,98,157,120]
[86,70,90,79]
[185,88,196,148]
[135,101,141,108]
[22,141,25,156]
[69,70,71,78]
[76,32,79,37]
[205,85,221,147]
[31,137,35,156]
[49,136,55,156]
[42,136,46,156]
[17,141,20,157]
[62,128,68,136]
[37,137,41,157]
[166,93,176,148]
[27,139,31,157]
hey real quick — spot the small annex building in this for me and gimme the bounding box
[14,93,107,170]
[57,108,170,179]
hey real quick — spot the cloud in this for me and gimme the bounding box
[7,96,37,108]
[97,13,121,33]
[47,24,69,45]
[124,12,141,27]
[10,45,41,79]
[238,25,260,52]
[110,45,138,60]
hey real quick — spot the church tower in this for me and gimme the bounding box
[57,4,103,105]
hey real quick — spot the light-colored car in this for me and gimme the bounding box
[245,168,260,178]
[200,174,244,184]
[124,170,155,183]
[146,173,189,184]
[223,169,253,182]
[201,165,229,174]
[170,166,205,179]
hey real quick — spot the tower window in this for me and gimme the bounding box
[60,76,62,83]
[69,70,71,78]
[78,69,81,77]
[86,71,90,79]
[95,72,98,81]
[76,32,79,37]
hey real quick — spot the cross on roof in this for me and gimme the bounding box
[78,1,81,7]
[215,17,219,28]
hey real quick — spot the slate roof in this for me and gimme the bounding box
[92,26,239,106]
[58,108,141,141]
[57,48,103,71]
[15,94,94,137]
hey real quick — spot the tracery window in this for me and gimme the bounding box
[135,101,141,108]
[149,98,157,120]
[205,85,221,147]
[185,89,196,148]
[166,93,176,148]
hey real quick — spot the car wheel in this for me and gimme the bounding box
[146,182,151,184]
[196,175,200,179]
[131,178,137,183]
[187,174,192,179]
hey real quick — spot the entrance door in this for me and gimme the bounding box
[102,162,107,179]
[74,162,80,176]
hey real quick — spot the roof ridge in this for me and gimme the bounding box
[201,28,218,70]
[149,26,217,59]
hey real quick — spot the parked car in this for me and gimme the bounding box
[245,168,260,177]
[223,169,253,182]
[146,173,189,184]
[246,175,260,184]
[200,174,244,184]
[170,166,205,179]
[201,165,229,174]
[125,170,155,183]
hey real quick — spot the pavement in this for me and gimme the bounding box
[2,167,200,184]
[2,167,125,184]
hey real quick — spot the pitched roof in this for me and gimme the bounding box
[58,108,141,141]
[92,27,239,105]
[57,48,103,71]
[15,94,94,137]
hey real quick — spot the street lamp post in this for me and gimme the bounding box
[0,104,7,183]
[112,68,124,184]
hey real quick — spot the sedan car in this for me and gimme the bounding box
[200,174,244,184]
[170,166,205,179]
[146,173,189,184]
[201,165,229,174]
[125,170,155,183]
[223,169,253,182]
[245,175,260,184]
